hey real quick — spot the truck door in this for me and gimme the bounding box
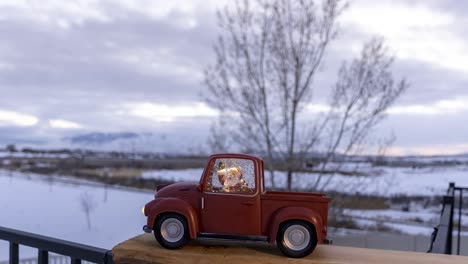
[200,157,261,236]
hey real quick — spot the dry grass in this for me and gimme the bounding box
[77,168,143,179]
[331,194,390,210]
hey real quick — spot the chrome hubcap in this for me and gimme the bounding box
[283,225,310,251]
[161,218,184,243]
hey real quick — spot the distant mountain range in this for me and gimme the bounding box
[64,132,139,145]
[4,131,468,158]
[59,131,208,154]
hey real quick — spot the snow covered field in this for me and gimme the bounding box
[139,164,468,236]
[0,170,153,260]
[342,208,439,235]
[1,161,468,259]
[142,165,468,196]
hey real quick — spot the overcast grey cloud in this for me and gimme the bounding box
[0,0,467,155]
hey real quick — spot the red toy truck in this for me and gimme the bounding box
[142,153,330,258]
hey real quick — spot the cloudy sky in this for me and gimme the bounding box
[0,0,467,155]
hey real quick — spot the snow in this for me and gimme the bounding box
[141,165,468,196]
[138,165,468,236]
[342,208,437,235]
[141,168,204,183]
[2,159,468,259]
[0,170,153,260]
[384,223,434,235]
[343,209,440,224]
[274,165,468,196]
[0,152,70,159]
[388,155,468,164]
[352,218,435,235]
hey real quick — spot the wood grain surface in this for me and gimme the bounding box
[112,234,468,264]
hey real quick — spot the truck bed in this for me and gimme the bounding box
[259,191,330,241]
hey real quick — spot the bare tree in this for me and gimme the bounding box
[309,38,407,191]
[204,0,408,191]
[208,117,232,153]
[373,131,397,166]
[80,192,96,230]
[6,144,17,153]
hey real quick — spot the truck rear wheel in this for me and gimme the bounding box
[154,213,190,249]
[276,220,317,258]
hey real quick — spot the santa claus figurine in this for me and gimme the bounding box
[217,163,249,192]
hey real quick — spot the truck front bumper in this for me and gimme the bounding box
[143,225,152,233]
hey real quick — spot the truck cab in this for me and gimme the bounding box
[143,153,330,258]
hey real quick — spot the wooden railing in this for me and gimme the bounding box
[428,182,468,255]
[0,254,94,264]
[0,226,113,264]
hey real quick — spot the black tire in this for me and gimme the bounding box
[276,220,317,258]
[154,213,190,249]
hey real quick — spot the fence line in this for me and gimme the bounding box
[0,255,94,264]
[0,226,113,264]
[428,182,468,255]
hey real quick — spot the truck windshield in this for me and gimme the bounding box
[205,158,256,194]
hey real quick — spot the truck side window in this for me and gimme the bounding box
[205,158,256,194]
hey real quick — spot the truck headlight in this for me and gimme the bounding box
[141,206,145,215]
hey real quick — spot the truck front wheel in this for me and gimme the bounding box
[276,220,317,258]
[154,213,190,249]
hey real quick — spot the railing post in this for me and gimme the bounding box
[105,251,115,264]
[447,183,455,255]
[9,242,19,264]
[427,183,466,255]
[457,189,462,255]
[38,249,49,264]
[443,195,454,254]
[70,257,82,264]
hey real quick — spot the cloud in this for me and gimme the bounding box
[387,143,468,156]
[0,110,38,127]
[49,119,82,129]
[0,0,466,154]
[122,102,218,122]
[0,0,224,30]
[0,62,14,71]
[306,104,331,114]
[304,97,468,116]
[112,47,203,80]
[343,0,468,74]
[387,98,468,115]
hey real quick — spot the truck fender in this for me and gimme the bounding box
[146,197,199,239]
[268,206,324,244]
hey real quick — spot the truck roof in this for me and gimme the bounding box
[209,153,263,161]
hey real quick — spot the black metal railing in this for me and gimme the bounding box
[428,182,468,255]
[0,226,114,264]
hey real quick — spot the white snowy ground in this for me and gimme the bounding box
[0,170,153,260]
[141,165,468,196]
[342,208,437,235]
[0,152,70,159]
[141,165,468,236]
[2,162,467,259]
